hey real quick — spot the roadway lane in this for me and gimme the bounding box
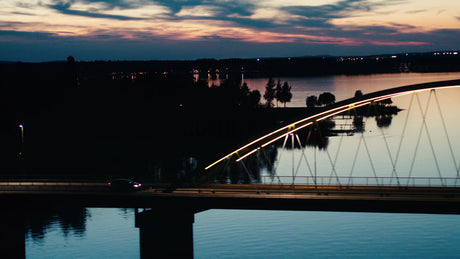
[0,181,108,192]
[1,182,460,214]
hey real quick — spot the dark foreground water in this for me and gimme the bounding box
[24,208,460,258]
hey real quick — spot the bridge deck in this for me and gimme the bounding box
[1,183,460,214]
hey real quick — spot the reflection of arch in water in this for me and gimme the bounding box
[204,79,460,184]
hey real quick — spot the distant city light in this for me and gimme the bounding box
[434,51,457,56]
[19,124,23,128]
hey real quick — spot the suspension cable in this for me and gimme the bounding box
[391,92,415,186]
[359,103,380,187]
[433,90,460,182]
[420,90,444,186]
[235,153,259,191]
[408,91,444,187]
[328,109,350,186]
[291,133,295,185]
[271,134,290,182]
[407,92,428,186]
[294,133,315,185]
[347,103,372,186]
[313,121,341,186]
[305,126,318,187]
[373,101,398,186]
[260,148,283,185]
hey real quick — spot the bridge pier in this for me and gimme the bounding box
[0,210,25,259]
[135,208,197,259]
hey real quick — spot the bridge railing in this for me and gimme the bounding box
[0,180,108,191]
[258,176,460,187]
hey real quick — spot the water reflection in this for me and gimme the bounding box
[242,72,460,107]
[147,84,458,187]
[25,208,88,241]
[0,208,90,259]
[22,208,141,258]
[205,101,402,185]
[21,208,460,258]
[205,144,278,184]
[375,114,393,128]
[21,208,195,258]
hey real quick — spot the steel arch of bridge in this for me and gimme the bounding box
[203,79,460,183]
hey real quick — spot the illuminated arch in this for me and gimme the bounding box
[204,79,460,172]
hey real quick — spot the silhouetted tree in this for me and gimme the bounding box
[237,81,251,107]
[298,120,335,150]
[277,81,292,107]
[318,92,335,106]
[220,79,242,107]
[354,90,363,98]
[67,56,75,64]
[240,82,250,95]
[263,77,276,107]
[377,98,393,106]
[248,90,261,108]
[376,114,393,128]
[306,95,318,108]
[353,116,364,132]
[275,79,282,107]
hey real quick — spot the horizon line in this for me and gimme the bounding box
[1,49,458,64]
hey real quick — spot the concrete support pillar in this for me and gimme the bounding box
[0,210,25,259]
[135,208,195,259]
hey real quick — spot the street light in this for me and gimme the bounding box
[19,124,24,160]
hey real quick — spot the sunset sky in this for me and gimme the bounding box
[1,0,459,62]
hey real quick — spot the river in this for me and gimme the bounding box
[25,208,460,258]
[242,72,460,107]
[25,72,460,258]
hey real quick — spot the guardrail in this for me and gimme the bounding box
[1,176,459,191]
[0,181,108,191]
[258,176,460,187]
[0,174,116,181]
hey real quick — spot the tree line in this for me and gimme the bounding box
[263,77,293,107]
[305,92,336,108]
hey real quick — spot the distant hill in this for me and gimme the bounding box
[1,50,460,79]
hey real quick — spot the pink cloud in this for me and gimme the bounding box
[369,40,429,46]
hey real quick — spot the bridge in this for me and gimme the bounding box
[2,79,460,258]
[1,79,460,213]
[202,79,460,189]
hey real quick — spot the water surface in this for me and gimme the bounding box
[242,72,460,107]
[25,208,460,258]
